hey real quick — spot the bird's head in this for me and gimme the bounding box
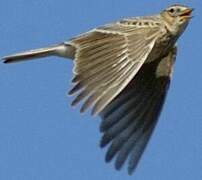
[161,4,193,35]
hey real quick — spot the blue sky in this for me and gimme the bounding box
[0,0,201,180]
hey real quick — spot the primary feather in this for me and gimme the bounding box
[69,20,162,115]
[99,47,176,174]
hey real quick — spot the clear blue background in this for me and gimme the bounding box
[0,0,201,180]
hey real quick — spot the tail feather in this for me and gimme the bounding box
[2,43,75,64]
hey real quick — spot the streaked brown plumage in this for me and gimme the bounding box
[2,4,193,175]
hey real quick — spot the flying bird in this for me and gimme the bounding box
[2,4,193,175]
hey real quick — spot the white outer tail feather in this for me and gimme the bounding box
[2,43,75,63]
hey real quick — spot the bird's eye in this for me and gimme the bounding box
[169,8,175,13]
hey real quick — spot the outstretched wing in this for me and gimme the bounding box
[99,47,177,174]
[68,20,162,115]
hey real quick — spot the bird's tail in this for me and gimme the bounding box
[2,43,75,64]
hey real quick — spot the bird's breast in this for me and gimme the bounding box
[145,32,175,63]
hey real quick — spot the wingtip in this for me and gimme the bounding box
[128,170,134,176]
[115,163,122,171]
[91,106,100,117]
[105,155,112,163]
[128,165,136,176]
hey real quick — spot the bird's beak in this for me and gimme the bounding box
[180,8,194,19]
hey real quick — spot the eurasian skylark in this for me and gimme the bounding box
[2,4,193,175]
